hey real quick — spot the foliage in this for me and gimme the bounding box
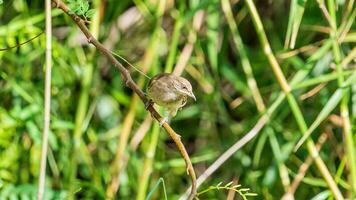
[0,0,355,199]
[67,0,95,18]
[196,181,257,200]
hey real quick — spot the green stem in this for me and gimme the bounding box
[221,0,266,112]
[244,0,343,199]
[136,123,160,200]
[328,0,356,196]
[165,16,183,73]
[292,70,353,90]
[267,128,291,191]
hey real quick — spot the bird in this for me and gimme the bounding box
[146,73,196,126]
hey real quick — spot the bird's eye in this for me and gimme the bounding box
[182,86,187,89]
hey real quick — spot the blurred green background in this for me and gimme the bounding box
[0,0,355,199]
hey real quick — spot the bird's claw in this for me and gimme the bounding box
[125,79,131,86]
[159,118,168,127]
[145,100,153,110]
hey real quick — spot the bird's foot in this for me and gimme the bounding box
[145,99,153,110]
[125,79,132,86]
[159,117,168,127]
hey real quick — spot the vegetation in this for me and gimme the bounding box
[0,0,355,199]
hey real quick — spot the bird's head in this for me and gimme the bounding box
[173,76,196,101]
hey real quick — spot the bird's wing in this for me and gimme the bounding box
[147,73,170,90]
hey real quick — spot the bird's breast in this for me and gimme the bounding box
[147,81,181,107]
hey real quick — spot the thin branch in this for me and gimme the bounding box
[51,1,197,199]
[0,32,43,51]
[37,0,52,199]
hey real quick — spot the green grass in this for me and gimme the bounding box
[0,0,355,199]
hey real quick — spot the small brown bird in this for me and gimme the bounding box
[146,73,196,125]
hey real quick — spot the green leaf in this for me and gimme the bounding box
[85,9,95,18]
[295,71,356,150]
[82,1,89,12]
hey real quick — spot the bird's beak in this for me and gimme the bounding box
[189,92,196,101]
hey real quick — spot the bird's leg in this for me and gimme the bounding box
[125,78,132,87]
[144,99,154,119]
[159,117,168,127]
[145,99,153,110]
[159,108,176,127]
